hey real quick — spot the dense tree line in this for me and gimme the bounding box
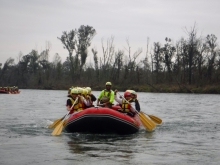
[0,25,220,93]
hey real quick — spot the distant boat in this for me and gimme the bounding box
[0,90,20,94]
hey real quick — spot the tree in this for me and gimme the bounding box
[52,53,63,82]
[92,48,99,81]
[185,24,199,85]
[77,25,96,72]
[152,42,163,83]
[58,30,77,80]
[205,34,218,83]
[58,25,96,81]
[0,58,15,84]
[161,37,176,82]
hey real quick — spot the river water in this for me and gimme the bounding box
[0,89,220,165]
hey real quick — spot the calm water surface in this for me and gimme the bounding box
[0,89,220,165]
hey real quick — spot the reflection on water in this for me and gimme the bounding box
[65,129,155,164]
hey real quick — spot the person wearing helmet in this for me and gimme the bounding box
[97,82,114,108]
[66,88,85,114]
[85,87,96,107]
[86,87,96,102]
[68,87,72,94]
[126,90,140,112]
[77,87,91,109]
[114,90,136,117]
[81,88,93,108]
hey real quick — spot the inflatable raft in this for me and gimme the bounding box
[0,90,8,94]
[64,106,141,135]
[0,90,20,94]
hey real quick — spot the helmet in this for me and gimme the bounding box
[71,88,78,94]
[124,91,131,97]
[82,88,88,95]
[130,90,136,95]
[106,82,112,86]
[126,89,137,96]
[85,87,91,94]
[77,87,83,94]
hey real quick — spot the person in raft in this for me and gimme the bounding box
[81,88,94,108]
[76,87,91,109]
[85,87,97,107]
[97,82,114,108]
[126,90,141,112]
[66,88,88,115]
[114,90,136,117]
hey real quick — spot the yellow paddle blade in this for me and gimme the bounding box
[139,115,153,131]
[139,112,156,131]
[48,118,62,129]
[51,121,64,136]
[63,119,68,126]
[148,115,162,124]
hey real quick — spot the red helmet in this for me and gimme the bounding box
[124,91,131,97]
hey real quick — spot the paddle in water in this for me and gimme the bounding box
[51,98,78,136]
[48,116,65,129]
[51,113,69,136]
[143,112,162,125]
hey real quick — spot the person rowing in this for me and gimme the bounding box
[114,90,136,117]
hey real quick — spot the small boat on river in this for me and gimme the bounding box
[0,86,20,94]
[64,106,141,135]
[0,90,20,94]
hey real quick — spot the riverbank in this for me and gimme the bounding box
[92,84,220,94]
[142,84,220,94]
[20,83,220,94]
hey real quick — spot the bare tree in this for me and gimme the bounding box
[205,34,218,83]
[184,23,199,84]
[100,36,115,80]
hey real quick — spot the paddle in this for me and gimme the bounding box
[142,112,162,125]
[138,112,156,131]
[117,92,156,132]
[51,97,78,136]
[48,116,65,129]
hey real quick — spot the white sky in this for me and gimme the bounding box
[0,0,220,64]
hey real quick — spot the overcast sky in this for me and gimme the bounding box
[0,0,220,64]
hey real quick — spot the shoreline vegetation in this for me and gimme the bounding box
[27,84,220,94]
[1,25,220,94]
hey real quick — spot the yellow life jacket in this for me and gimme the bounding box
[70,98,83,112]
[121,99,133,112]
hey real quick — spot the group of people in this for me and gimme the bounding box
[66,82,140,117]
[66,87,97,114]
[0,86,20,94]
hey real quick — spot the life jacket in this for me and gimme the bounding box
[101,89,112,103]
[121,99,133,112]
[103,89,112,98]
[69,98,83,114]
